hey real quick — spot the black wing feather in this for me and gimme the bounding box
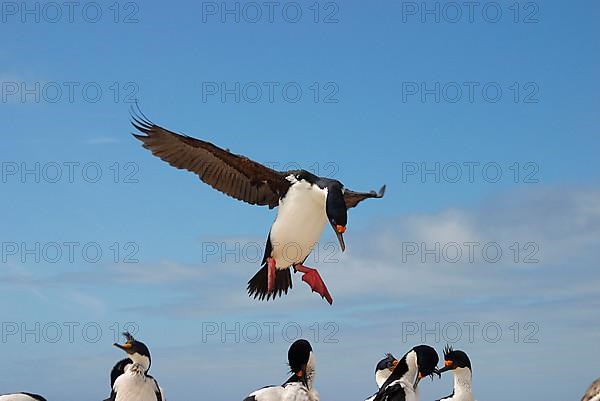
[147,375,163,401]
[110,358,131,389]
[131,110,291,209]
[344,185,386,209]
[373,382,406,401]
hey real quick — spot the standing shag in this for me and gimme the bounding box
[244,339,319,401]
[436,346,474,401]
[104,332,165,401]
[132,111,385,304]
[365,353,398,401]
[373,345,440,401]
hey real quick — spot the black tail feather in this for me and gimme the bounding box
[247,266,292,301]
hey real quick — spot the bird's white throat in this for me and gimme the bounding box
[403,351,419,390]
[128,353,150,373]
[376,368,392,388]
[305,351,317,389]
[452,367,473,400]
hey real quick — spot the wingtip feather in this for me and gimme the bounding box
[129,102,155,132]
[379,185,386,197]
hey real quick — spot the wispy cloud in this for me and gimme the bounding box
[4,185,597,310]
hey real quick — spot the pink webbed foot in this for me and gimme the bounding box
[267,257,277,294]
[295,264,333,305]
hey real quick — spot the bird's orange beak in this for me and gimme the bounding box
[331,224,346,252]
[114,342,133,352]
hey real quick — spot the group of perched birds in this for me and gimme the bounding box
[365,345,473,401]
[3,333,599,400]
[4,334,468,401]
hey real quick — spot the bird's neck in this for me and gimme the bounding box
[305,352,317,389]
[383,351,418,391]
[378,351,418,397]
[402,351,418,388]
[286,359,316,390]
[375,370,391,388]
[452,368,473,400]
[127,362,148,377]
[286,372,315,390]
[304,368,316,390]
[128,354,150,375]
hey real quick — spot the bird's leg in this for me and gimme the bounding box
[267,257,277,294]
[294,264,333,305]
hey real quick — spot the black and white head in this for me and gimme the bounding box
[113,332,152,372]
[322,178,348,252]
[288,339,316,387]
[411,345,440,388]
[438,345,472,375]
[375,353,398,387]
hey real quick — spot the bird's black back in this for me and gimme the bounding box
[373,357,410,401]
[242,385,280,401]
[378,358,409,392]
[110,358,132,388]
[373,382,406,401]
[148,375,162,401]
[147,375,163,401]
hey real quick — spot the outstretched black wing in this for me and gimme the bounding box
[344,185,386,209]
[131,110,291,209]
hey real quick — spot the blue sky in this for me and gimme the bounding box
[1,1,599,400]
